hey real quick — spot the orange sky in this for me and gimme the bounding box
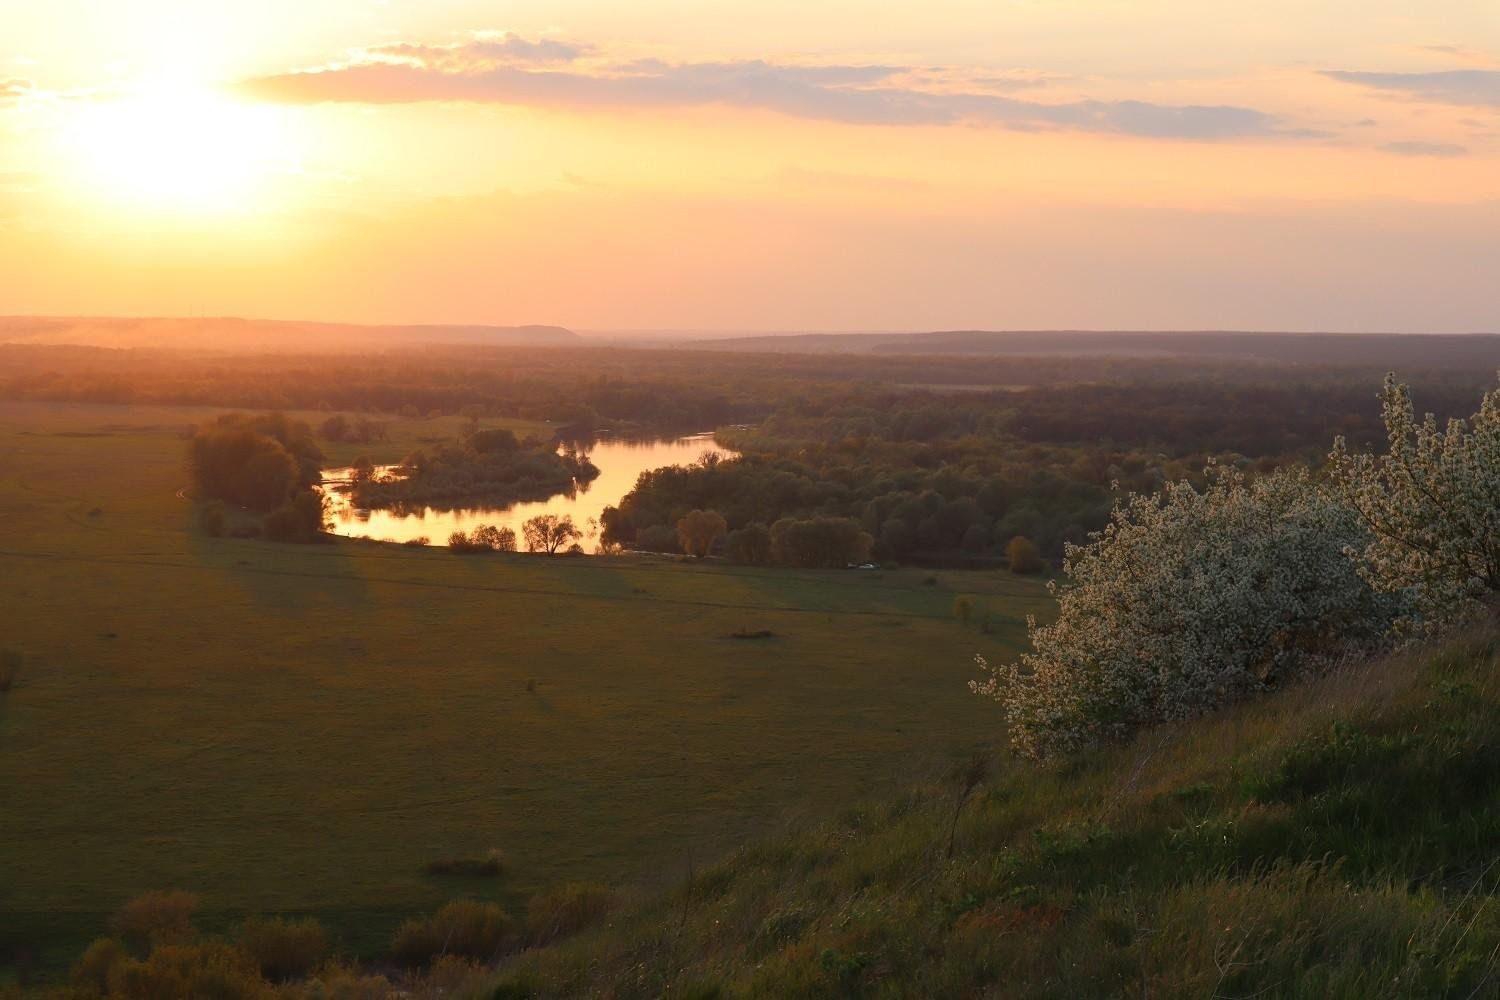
[2,2,1498,331]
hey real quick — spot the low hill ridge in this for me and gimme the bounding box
[0,316,578,353]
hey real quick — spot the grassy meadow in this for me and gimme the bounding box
[0,400,1051,977]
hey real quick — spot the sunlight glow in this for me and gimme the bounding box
[60,86,301,215]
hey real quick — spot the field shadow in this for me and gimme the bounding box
[186,531,374,613]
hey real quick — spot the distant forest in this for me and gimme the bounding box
[3,339,1492,564]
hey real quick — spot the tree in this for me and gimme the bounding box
[973,465,1400,757]
[769,516,873,568]
[1006,536,1044,574]
[471,524,517,552]
[523,514,582,554]
[1331,372,1500,623]
[677,509,728,559]
[726,523,773,565]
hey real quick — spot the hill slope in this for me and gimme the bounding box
[491,628,1500,998]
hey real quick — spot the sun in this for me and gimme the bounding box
[60,85,300,216]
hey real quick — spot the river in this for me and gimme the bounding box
[319,433,736,549]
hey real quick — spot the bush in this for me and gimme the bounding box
[450,525,517,554]
[263,491,327,543]
[1006,535,1044,574]
[769,516,873,568]
[525,882,614,945]
[677,509,728,559]
[237,916,330,982]
[70,937,128,993]
[391,900,514,967]
[726,523,773,565]
[423,849,506,878]
[110,890,200,951]
[974,466,1401,757]
[635,523,682,554]
[107,941,267,999]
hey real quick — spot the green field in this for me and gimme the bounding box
[0,400,1051,974]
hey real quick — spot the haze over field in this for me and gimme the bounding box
[4,2,1500,332]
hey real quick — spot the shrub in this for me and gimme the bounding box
[525,882,614,945]
[110,890,200,951]
[726,523,773,565]
[422,849,506,878]
[1006,535,1044,574]
[471,524,517,552]
[677,509,728,559]
[974,466,1401,757]
[263,491,327,544]
[391,900,514,967]
[635,523,682,554]
[106,941,267,999]
[70,937,128,993]
[769,516,873,568]
[237,916,330,982]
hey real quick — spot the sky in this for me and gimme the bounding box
[2,1,1498,332]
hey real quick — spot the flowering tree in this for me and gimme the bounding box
[1330,372,1500,623]
[972,465,1397,757]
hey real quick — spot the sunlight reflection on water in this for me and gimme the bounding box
[319,434,735,549]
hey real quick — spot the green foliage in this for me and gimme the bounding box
[725,522,773,565]
[770,516,873,568]
[353,437,597,514]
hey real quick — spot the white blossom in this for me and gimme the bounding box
[1330,372,1500,625]
[972,465,1397,758]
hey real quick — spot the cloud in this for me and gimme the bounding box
[242,50,1285,140]
[1380,140,1469,157]
[362,33,587,70]
[1323,69,1500,108]
[1,79,36,102]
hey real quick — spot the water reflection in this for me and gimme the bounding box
[319,433,736,548]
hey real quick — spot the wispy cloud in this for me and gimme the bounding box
[241,40,1289,141]
[1323,69,1500,108]
[1,79,36,102]
[361,33,589,70]
[1380,140,1469,157]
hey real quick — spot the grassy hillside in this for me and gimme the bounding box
[0,401,1050,979]
[486,628,1500,998]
